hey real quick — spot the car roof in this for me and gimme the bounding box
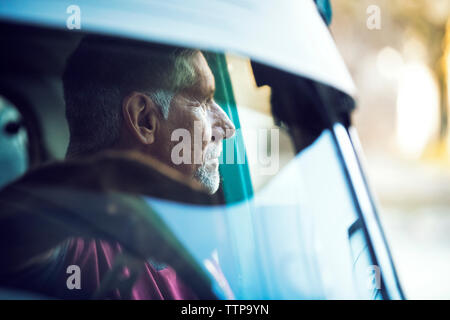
[0,0,356,97]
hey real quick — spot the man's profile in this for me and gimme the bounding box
[63,36,235,194]
[0,36,236,299]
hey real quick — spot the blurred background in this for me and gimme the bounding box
[330,0,450,299]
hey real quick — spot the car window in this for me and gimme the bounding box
[0,24,390,300]
[149,54,382,299]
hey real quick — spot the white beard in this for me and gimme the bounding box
[194,163,220,195]
[194,144,221,194]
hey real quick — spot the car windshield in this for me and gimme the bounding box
[0,23,390,300]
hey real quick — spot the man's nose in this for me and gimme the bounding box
[211,102,236,141]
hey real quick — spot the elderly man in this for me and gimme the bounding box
[64,36,235,194]
[0,36,235,299]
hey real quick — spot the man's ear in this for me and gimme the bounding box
[122,92,160,145]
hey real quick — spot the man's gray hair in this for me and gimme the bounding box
[63,36,199,158]
[145,49,200,119]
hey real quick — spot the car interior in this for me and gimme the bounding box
[0,20,393,300]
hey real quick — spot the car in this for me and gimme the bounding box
[0,0,404,300]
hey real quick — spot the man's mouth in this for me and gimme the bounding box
[205,153,220,170]
[205,158,219,170]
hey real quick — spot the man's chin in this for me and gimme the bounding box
[194,165,220,195]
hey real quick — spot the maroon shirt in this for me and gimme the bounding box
[58,237,198,299]
[4,237,198,300]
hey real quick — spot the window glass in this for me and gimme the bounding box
[226,55,296,190]
[0,25,383,300]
